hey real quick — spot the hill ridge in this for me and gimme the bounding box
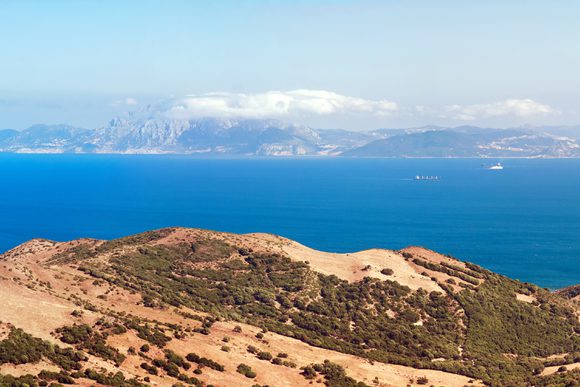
[1,227,579,386]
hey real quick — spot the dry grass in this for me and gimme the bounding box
[541,362,580,376]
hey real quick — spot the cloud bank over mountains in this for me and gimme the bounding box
[0,89,563,131]
[152,90,399,120]
[441,99,558,121]
[130,90,560,128]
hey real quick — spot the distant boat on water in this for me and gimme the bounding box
[488,163,504,170]
[414,175,440,181]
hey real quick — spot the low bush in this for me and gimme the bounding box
[237,363,256,378]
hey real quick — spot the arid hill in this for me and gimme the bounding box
[1,227,579,386]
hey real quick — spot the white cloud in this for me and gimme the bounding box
[155,90,398,120]
[124,97,138,106]
[112,97,139,107]
[441,99,558,121]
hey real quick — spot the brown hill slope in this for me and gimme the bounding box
[0,227,578,386]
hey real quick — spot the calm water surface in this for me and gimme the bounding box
[1,154,578,289]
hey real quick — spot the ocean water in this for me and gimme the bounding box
[0,154,578,289]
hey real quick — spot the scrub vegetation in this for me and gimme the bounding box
[1,228,579,386]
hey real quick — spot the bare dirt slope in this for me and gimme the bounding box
[247,233,443,293]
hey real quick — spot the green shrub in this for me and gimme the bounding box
[55,325,125,366]
[237,363,256,378]
[257,351,273,361]
[186,353,225,371]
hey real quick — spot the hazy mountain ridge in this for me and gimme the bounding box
[343,128,580,158]
[1,118,579,157]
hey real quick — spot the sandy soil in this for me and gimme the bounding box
[248,233,443,293]
[541,362,580,376]
[0,361,60,377]
[0,278,80,342]
[516,293,536,304]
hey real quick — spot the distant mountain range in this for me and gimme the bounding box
[1,117,579,157]
[343,126,580,158]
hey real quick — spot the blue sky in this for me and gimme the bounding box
[1,0,579,130]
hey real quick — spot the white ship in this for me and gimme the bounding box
[414,175,440,181]
[488,163,504,170]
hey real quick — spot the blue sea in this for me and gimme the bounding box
[0,154,578,289]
